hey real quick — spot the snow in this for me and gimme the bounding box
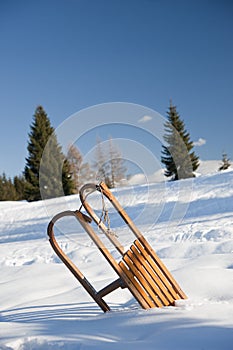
[1,169,233,349]
[129,159,233,184]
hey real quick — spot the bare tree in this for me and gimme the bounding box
[93,137,109,184]
[93,137,127,188]
[108,137,127,188]
[67,144,93,191]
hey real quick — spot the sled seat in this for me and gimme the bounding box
[47,182,187,312]
[94,235,186,310]
[118,238,182,308]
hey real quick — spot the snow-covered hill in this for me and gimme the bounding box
[0,170,233,349]
[129,159,231,184]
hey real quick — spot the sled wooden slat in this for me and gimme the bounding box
[131,245,175,305]
[127,244,171,306]
[133,239,178,301]
[48,182,187,312]
[119,260,155,309]
[122,253,163,307]
[134,238,186,300]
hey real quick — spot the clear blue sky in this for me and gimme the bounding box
[0,0,233,177]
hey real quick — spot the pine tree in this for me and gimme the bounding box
[0,173,18,201]
[13,175,27,200]
[161,101,199,180]
[219,152,231,171]
[61,158,75,196]
[24,106,75,201]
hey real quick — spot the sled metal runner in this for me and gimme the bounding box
[47,182,187,312]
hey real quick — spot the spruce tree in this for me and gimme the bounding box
[14,175,27,200]
[62,159,75,196]
[161,101,199,180]
[24,106,75,201]
[219,153,231,171]
[0,173,18,201]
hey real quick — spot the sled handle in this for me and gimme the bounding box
[79,183,125,255]
[79,182,143,243]
[47,210,111,312]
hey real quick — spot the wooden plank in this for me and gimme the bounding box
[134,239,180,300]
[119,261,155,309]
[130,245,175,305]
[97,278,125,298]
[126,250,169,306]
[127,251,170,306]
[139,236,187,298]
[123,254,163,307]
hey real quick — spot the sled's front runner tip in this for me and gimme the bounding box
[47,182,187,312]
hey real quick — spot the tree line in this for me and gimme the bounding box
[0,103,231,201]
[0,106,128,201]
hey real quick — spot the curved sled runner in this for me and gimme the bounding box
[47,182,187,312]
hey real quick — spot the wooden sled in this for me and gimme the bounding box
[47,182,187,312]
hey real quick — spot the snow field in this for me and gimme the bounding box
[0,170,233,349]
